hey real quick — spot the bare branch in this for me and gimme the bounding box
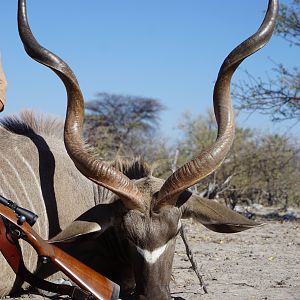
[233,66,300,122]
[180,224,208,294]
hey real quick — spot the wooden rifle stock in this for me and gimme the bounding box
[0,203,120,300]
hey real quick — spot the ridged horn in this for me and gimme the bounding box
[156,0,278,210]
[17,0,144,211]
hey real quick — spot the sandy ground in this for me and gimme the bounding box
[2,219,300,300]
[171,220,300,300]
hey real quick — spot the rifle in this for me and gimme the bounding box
[0,195,120,300]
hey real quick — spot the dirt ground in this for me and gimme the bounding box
[2,219,300,300]
[171,219,300,300]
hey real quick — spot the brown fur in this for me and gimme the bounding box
[112,157,152,180]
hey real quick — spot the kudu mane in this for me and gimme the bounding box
[112,158,152,180]
[0,110,152,181]
[0,110,63,139]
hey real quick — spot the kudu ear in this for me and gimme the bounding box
[49,202,122,243]
[179,191,259,233]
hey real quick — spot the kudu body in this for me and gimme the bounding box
[0,0,278,299]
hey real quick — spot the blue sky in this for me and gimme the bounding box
[0,1,298,140]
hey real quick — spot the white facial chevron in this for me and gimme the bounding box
[135,220,181,264]
[136,243,168,264]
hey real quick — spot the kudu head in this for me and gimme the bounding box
[17,0,278,299]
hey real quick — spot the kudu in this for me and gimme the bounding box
[0,0,278,299]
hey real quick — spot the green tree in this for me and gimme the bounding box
[176,111,300,208]
[84,92,166,161]
[276,0,300,47]
[248,134,300,207]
